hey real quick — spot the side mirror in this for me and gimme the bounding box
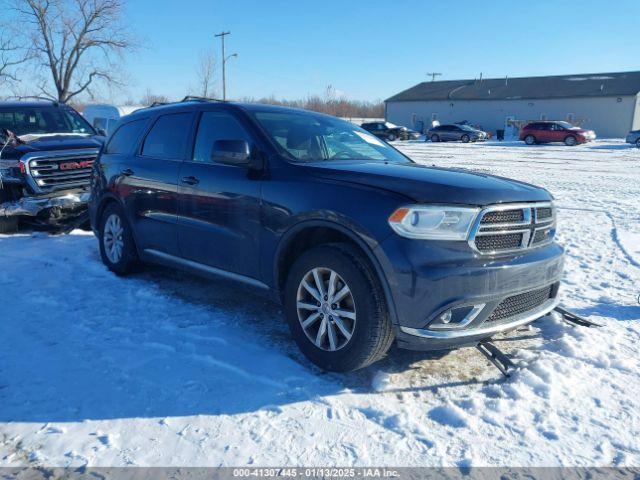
[96,128,108,137]
[211,139,251,166]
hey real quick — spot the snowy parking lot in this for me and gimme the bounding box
[1,139,639,467]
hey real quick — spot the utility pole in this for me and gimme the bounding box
[215,31,237,100]
[426,72,442,82]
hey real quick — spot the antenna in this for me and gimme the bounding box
[426,72,442,82]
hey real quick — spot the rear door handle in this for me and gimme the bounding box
[181,176,199,186]
[121,168,134,176]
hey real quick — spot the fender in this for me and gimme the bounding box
[273,217,400,326]
[93,191,144,256]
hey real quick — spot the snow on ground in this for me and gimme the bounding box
[1,139,639,467]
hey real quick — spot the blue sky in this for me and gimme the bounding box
[121,0,639,103]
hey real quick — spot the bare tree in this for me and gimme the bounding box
[13,0,136,103]
[195,49,217,98]
[139,88,169,106]
[0,24,28,87]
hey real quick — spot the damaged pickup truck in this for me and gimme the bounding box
[0,101,104,233]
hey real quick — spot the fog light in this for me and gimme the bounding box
[428,304,486,330]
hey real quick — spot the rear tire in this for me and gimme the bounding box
[431,134,440,142]
[461,134,470,143]
[524,135,536,145]
[564,135,577,146]
[284,243,394,372]
[98,203,138,276]
[0,217,18,234]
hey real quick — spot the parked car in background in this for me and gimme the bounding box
[83,104,143,136]
[520,121,596,146]
[361,121,420,141]
[90,99,563,372]
[428,124,488,143]
[625,129,640,148]
[0,101,104,233]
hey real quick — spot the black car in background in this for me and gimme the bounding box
[361,121,420,141]
[428,124,488,143]
[90,99,563,372]
[0,101,104,233]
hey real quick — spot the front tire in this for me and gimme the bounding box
[99,203,138,275]
[284,243,394,372]
[524,135,536,145]
[431,134,440,142]
[461,134,470,143]
[564,135,577,146]
[387,133,396,142]
[636,138,640,148]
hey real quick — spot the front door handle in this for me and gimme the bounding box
[121,168,134,176]
[181,176,199,186]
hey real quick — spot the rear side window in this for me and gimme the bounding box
[141,113,192,159]
[192,111,252,163]
[104,119,147,154]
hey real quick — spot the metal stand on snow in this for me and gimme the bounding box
[476,341,515,377]
[554,306,603,328]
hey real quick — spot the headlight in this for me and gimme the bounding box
[388,205,480,240]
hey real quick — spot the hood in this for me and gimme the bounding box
[303,160,552,205]
[1,134,104,160]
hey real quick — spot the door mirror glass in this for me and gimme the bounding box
[211,139,251,165]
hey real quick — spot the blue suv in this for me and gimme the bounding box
[89,98,564,372]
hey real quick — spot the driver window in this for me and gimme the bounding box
[193,111,252,163]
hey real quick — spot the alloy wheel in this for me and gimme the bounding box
[103,213,125,264]
[296,267,357,352]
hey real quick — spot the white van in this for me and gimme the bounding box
[82,104,144,135]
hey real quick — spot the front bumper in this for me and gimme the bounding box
[373,235,565,350]
[0,191,90,218]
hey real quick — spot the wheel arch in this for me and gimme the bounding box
[273,220,400,325]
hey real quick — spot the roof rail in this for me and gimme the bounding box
[180,95,225,103]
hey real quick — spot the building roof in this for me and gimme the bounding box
[386,71,640,102]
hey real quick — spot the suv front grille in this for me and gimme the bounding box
[471,202,556,254]
[485,284,556,323]
[25,152,97,194]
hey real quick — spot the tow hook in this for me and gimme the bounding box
[477,307,602,378]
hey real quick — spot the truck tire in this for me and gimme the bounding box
[284,243,394,372]
[98,203,138,276]
[0,217,18,234]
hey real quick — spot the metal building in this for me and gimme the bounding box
[385,71,640,138]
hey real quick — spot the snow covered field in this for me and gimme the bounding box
[1,139,639,468]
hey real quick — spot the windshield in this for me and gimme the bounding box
[251,110,410,163]
[556,121,577,129]
[0,107,94,137]
[459,125,477,131]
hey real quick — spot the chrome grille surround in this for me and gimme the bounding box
[468,202,556,255]
[19,149,99,194]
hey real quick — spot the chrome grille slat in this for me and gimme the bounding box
[23,150,97,194]
[469,202,556,255]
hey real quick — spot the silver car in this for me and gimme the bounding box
[626,129,640,148]
[428,124,488,143]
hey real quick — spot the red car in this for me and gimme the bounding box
[519,121,596,146]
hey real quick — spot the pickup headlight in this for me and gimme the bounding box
[388,205,480,240]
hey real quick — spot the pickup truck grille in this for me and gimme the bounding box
[470,202,556,254]
[485,284,556,323]
[23,151,98,194]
